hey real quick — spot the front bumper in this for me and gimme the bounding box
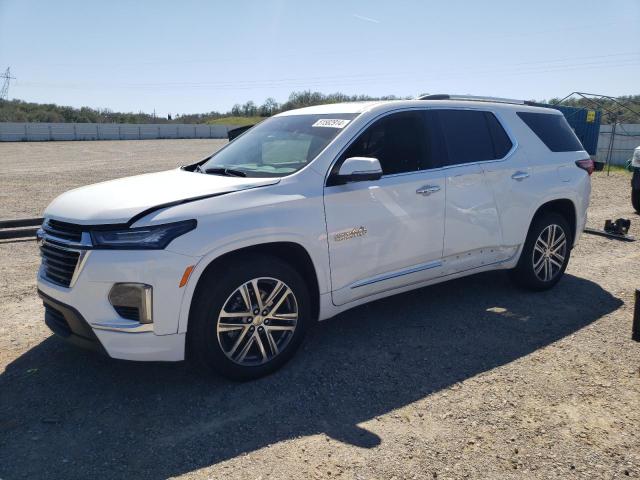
[37,248,200,362]
[40,289,104,353]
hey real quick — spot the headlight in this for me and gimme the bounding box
[91,220,196,249]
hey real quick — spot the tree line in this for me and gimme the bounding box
[0,91,638,124]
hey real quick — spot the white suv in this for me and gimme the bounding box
[37,95,593,379]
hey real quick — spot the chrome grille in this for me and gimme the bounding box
[40,241,80,287]
[43,219,83,243]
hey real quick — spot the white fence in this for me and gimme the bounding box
[596,124,640,166]
[0,122,231,142]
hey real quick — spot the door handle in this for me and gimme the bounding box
[416,185,441,196]
[511,171,530,181]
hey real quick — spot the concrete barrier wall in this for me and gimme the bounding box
[0,122,230,141]
[596,124,640,166]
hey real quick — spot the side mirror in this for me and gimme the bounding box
[336,157,383,183]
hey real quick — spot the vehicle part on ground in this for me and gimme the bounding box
[583,227,636,242]
[583,218,635,242]
[604,218,631,236]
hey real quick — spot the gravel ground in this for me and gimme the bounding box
[0,140,639,480]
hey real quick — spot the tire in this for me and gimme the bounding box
[187,254,311,380]
[632,188,640,214]
[509,212,572,291]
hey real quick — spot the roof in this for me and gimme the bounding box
[276,101,383,116]
[276,99,560,117]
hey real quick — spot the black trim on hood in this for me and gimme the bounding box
[126,191,232,226]
[45,178,279,233]
[76,191,233,232]
[126,179,279,227]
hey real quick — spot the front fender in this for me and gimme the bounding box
[174,232,329,334]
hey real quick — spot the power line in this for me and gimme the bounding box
[15,57,640,92]
[0,67,16,100]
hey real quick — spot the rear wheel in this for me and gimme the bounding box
[509,212,572,291]
[188,255,310,380]
[632,188,640,213]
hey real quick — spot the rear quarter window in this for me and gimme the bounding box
[485,112,513,158]
[517,112,584,152]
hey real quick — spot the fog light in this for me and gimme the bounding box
[108,283,153,324]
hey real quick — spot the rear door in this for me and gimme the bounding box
[433,109,507,273]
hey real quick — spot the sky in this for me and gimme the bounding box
[0,0,638,116]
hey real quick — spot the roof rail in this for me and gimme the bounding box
[418,94,536,106]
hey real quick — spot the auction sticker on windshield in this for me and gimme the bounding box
[312,119,351,128]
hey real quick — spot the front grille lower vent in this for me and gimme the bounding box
[43,219,84,243]
[113,306,140,322]
[40,242,80,287]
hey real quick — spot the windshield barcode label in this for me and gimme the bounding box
[312,119,351,128]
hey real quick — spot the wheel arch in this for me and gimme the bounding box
[181,241,321,335]
[529,198,577,245]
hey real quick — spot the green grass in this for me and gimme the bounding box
[597,164,632,175]
[207,116,264,127]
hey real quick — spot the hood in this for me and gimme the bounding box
[44,168,280,225]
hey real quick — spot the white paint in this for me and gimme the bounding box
[44,169,280,224]
[36,98,591,363]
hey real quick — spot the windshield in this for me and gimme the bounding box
[201,113,358,177]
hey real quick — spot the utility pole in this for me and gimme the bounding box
[605,121,617,176]
[0,67,16,100]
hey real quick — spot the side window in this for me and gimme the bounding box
[341,111,427,175]
[437,110,495,165]
[422,110,447,169]
[517,112,583,152]
[485,112,513,158]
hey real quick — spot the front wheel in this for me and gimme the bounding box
[188,255,310,380]
[509,213,572,291]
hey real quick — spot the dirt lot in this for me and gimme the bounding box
[0,140,639,480]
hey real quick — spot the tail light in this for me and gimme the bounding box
[575,158,595,176]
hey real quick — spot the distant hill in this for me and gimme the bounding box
[1,91,638,124]
[0,91,404,125]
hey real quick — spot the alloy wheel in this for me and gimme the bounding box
[532,224,567,282]
[216,277,298,366]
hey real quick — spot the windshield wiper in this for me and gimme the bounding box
[203,167,247,177]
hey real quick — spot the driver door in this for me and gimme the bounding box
[323,110,447,305]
